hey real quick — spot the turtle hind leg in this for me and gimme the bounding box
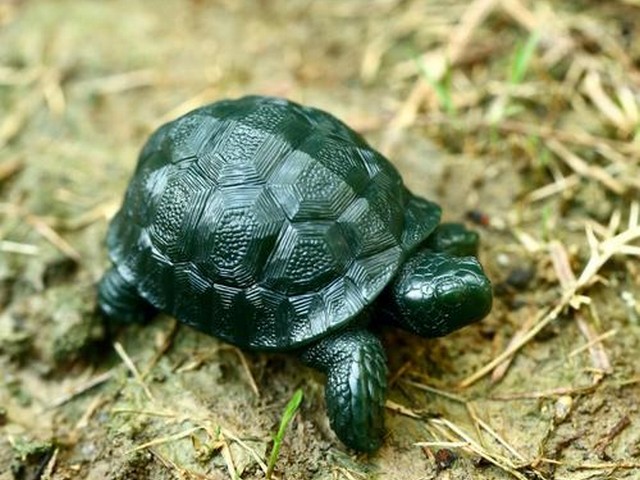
[299,328,387,452]
[98,266,154,324]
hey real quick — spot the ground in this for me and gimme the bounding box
[1,0,640,479]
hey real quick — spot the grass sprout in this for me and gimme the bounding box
[487,30,540,124]
[510,31,540,85]
[266,389,303,479]
[416,55,456,114]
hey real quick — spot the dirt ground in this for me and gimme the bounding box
[1,1,640,479]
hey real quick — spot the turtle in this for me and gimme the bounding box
[98,95,492,453]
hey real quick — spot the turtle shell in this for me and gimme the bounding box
[107,96,441,350]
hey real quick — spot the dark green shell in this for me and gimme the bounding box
[107,96,441,350]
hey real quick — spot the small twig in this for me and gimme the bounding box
[388,359,415,387]
[360,35,391,83]
[574,315,612,375]
[385,399,421,419]
[73,395,107,431]
[467,403,527,462]
[594,416,631,458]
[568,328,617,358]
[460,299,565,388]
[578,222,640,287]
[76,69,158,96]
[113,342,155,403]
[574,461,640,470]
[333,466,365,480]
[49,370,114,408]
[490,383,600,401]
[0,66,42,86]
[548,240,576,290]
[417,441,468,448]
[582,70,632,133]
[401,379,467,403]
[381,80,432,156]
[141,319,180,380]
[526,174,581,203]
[25,213,82,263]
[500,0,541,33]
[446,0,500,63]
[127,426,203,454]
[150,448,218,480]
[546,139,626,195]
[149,449,190,480]
[111,408,177,418]
[62,200,120,230]
[218,430,239,480]
[512,228,544,253]
[232,347,260,397]
[219,427,269,473]
[0,240,39,256]
[40,447,59,480]
[491,307,538,383]
[424,418,535,480]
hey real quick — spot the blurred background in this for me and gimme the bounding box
[1,1,640,479]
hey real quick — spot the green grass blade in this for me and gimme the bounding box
[415,56,456,115]
[510,31,540,85]
[266,389,304,479]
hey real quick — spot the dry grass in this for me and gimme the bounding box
[379,1,640,478]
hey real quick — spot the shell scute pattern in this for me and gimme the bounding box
[337,198,397,258]
[165,113,221,162]
[308,137,371,195]
[133,239,173,310]
[262,222,352,295]
[151,181,191,247]
[211,203,279,287]
[293,161,356,221]
[108,96,441,349]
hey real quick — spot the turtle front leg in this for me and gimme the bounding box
[424,222,480,257]
[299,328,387,452]
[98,266,154,324]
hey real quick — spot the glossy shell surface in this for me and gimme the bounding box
[108,96,441,349]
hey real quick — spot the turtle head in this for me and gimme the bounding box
[386,250,492,338]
